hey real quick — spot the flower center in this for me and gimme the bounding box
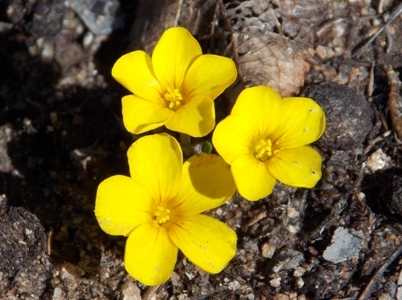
[164,88,184,111]
[153,206,171,225]
[253,138,277,161]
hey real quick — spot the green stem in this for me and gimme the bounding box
[179,133,192,157]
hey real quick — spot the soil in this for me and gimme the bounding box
[1,0,402,299]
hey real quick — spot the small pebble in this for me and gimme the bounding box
[120,281,141,300]
[323,227,363,263]
[261,242,276,258]
[53,287,63,299]
[270,277,281,288]
[293,267,306,278]
[287,207,299,218]
[366,148,391,172]
[296,277,304,288]
[378,294,393,300]
[274,294,289,300]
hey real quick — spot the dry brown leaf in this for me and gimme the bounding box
[223,0,329,96]
[128,0,330,96]
[233,31,311,97]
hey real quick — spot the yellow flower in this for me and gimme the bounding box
[112,27,237,137]
[212,86,326,201]
[95,134,237,286]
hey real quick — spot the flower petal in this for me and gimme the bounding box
[183,54,237,100]
[232,154,276,201]
[128,134,183,204]
[231,86,283,138]
[274,97,326,149]
[152,27,202,90]
[95,175,152,236]
[122,95,173,134]
[125,223,178,286]
[212,114,255,164]
[268,146,322,188]
[112,50,163,99]
[170,153,236,216]
[169,214,236,274]
[165,95,215,137]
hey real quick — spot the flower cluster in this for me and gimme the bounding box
[95,27,326,286]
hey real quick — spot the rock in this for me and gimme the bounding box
[366,148,391,172]
[303,82,374,150]
[120,280,141,300]
[0,204,46,278]
[323,227,363,263]
[0,204,49,297]
[272,250,304,272]
[67,0,121,35]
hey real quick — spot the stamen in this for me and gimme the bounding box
[164,89,184,111]
[253,138,277,161]
[153,206,171,225]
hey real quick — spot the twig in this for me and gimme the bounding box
[377,0,385,14]
[47,227,54,255]
[308,195,348,243]
[353,2,402,57]
[363,130,391,155]
[386,65,402,142]
[216,0,245,85]
[367,63,375,102]
[173,0,183,26]
[358,241,402,300]
[143,284,163,300]
[308,171,363,243]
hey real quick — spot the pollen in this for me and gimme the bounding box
[153,206,171,225]
[253,138,278,161]
[164,88,184,111]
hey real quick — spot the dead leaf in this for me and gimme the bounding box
[234,31,311,97]
[222,0,329,96]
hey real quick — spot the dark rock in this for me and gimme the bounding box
[303,82,374,150]
[28,0,65,37]
[67,0,121,35]
[0,204,46,278]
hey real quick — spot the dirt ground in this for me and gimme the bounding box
[1,0,402,299]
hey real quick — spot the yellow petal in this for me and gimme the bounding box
[268,146,322,188]
[170,153,236,216]
[183,54,237,100]
[169,214,236,274]
[122,95,173,134]
[152,27,202,90]
[125,223,178,286]
[232,154,276,201]
[212,114,255,164]
[95,175,153,236]
[231,86,283,138]
[274,97,326,149]
[112,50,163,99]
[165,95,215,137]
[127,134,183,205]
